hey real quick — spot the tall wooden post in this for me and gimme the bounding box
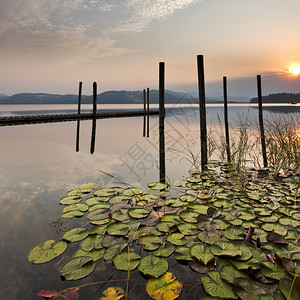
[257,75,268,167]
[147,88,150,137]
[223,76,231,162]
[93,82,97,116]
[159,62,166,183]
[143,89,146,137]
[76,82,82,152]
[78,82,82,114]
[197,55,207,170]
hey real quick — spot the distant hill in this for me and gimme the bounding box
[0,90,227,105]
[250,92,300,103]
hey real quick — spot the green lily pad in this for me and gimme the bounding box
[103,243,127,261]
[201,270,238,299]
[106,223,131,236]
[59,256,95,280]
[261,261,292,280]
[148,182,168,190]
[28,240,67,264]
[62,203,89,213]
[161,213,182,223]
[73,248,105,261]
[174,247,195,261]
[139,235,163,250]
[179,194,196,203]
[197,231,222,244]
[112,250,140,271]
[88,203,110,212]
[128,207,150,219]
[62,228,89,243]
[138,255,168,278]
[111,210,131,222]
[177,222,198,235]
[156,221,176,233]
[186,203,209,214]
[89,225,106,235]
[164,198,187,207]
[80,235,103,251]
[180,210,198,223]
[190,243,215,265]
[93,188,116,197]
[261,223,287,236]
[153,243,175,258]
[61,210,84,219]
[123,187,143,196]
[167,233,187,246]
[210,242,242,257]
[146,272,183,300]
[85,196,109,205]
[79,183,99,190]
[109,195,130,204]
[172,180,188,187]
[220,265,248,284]
[59,196,82,205]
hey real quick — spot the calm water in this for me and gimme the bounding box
[0,103,299,299]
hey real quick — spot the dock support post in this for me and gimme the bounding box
[76,82,82,152]
[147,88,150,137]
[143,89,146,137]
[197,55,208,170]
[159,62,166,183]
[257,75,268,167]
[93,82,97,116]
[223,76,231,162]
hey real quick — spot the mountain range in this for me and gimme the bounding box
[0,90,241,105]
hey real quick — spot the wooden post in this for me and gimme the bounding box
[76,82,82,152]
[197,55,208,170]
[147,87,150,137]
[257,75,268,167]
[223,76,231,162]
[78,82,82,114]
[93,82,97,116]
[90,118,96,154]
[159,62,166,183]
[143,89,146,137]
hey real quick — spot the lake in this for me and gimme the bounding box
[0,102,299,299]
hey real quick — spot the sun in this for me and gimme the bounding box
[288,65,300,76]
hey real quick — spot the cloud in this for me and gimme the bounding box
[0,0,134,64]
[106,0,201,34]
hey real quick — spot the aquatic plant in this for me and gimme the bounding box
[28,165,300,299]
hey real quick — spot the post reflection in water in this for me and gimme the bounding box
[75,113,166,183]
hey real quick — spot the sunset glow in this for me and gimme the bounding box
[289,65,300,76]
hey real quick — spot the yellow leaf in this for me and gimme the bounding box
[147,272,183,300]
[100,287,124,300]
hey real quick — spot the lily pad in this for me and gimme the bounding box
[166,233,187,246]
[138,255,168,278]
[80,235,103,251]
[139,235,163,250]
[153,243,175,258]
[61,210,84,219]
[210,242,242,257]
[73,248,105,261]
[62,228,89,243]
[59,256,95,280]
[190,243,215,265]
[174,247,195,261]
[146,272,183,300]
[59,196,82,205]
[28,240,67,264]
[106,223,131,236]
[177,222,198,235]
[201,270,238,299]
[94,188,116,197]
[112,250,140,271]
[123,187,143,196]
[128,207,150,219]
[148,182,168,190]
[100,287,124,300]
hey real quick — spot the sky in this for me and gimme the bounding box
[1,0,300,98]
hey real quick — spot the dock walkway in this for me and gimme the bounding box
[0,110,159,126]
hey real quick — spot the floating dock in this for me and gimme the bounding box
[0,110,159,126]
